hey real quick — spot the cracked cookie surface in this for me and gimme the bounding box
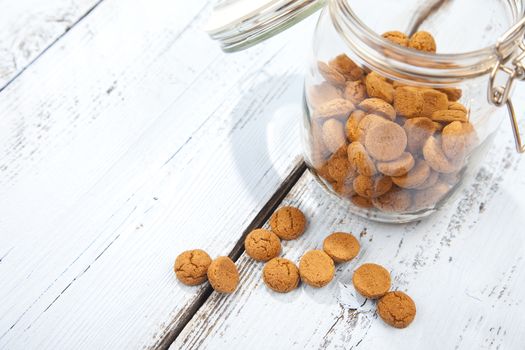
[244,229,281,262]
[378,291,416,328]
[263,257,300,293]
[269,206,306,240]
[174,249,212,286]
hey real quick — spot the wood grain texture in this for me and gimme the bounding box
[0,0,315,347]
[172,123,525,349]
[0,0,102,90]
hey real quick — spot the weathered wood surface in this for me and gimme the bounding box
[0,0,314,347]
[173,122,525,349]
[0,0,102,90]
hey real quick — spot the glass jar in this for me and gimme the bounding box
[207,0,525,223]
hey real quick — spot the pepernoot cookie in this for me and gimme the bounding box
[408,31,436,53]
[391,160,431,189]
[377,152,415,177]
[263,257,300,293]
[372,187,412,212]
[244,229,281,262]
[269,206,307,240]
[352,263,391,299]
[207,256,240,293]
[323,232,360,263]
[378,291,417,328]
[299,250,335,288]
[174,249,212,286]
[382,31,409,47]
[353,174,392,198]
[364,121,407,161]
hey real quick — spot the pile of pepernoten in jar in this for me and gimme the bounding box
[308,31,477,214]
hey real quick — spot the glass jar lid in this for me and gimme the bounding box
[205,0,324,52]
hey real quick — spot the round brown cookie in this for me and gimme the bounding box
[344,80,367,105]
[347,142,377,177]
[322,118,347,153]
[353,174,392,198]
[318,61,346,87]
[332,175,357,198]
[364,121,407,161]
[263,257,300,293]
[327,156,353,183]
[403,117,437,153]
[244,229,281,262]
[314,98,355,120]
[411,181,450,210]
[382,31,409,46]
[174,249,212,286]
[356,113,388,144]
[345,110,366,142]
[377,152,415,177]
[372,187,412,212]
[391,160,431,189]
[329,54,364,81]
[415,169,439,189]
[269,206,307,240]
[352,263,391,299]
[358,98,396,121]
[408,31,436,52]
[423,136,461,173]
[378,291,416,328]
[308,82,342,107]
[365,72,394,103]
[323,232,360,263]
[207,256,239,293]
[299,250,335,288]
[351,195,373,208]
[442,121,476,160]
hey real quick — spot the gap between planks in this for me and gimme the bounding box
[151,160,307,350]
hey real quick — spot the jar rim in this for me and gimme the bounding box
[330,0,525,83]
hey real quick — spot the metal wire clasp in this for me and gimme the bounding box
[488,16,525,153]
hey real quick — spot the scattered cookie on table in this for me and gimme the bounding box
[322,232,360,263]
[299,250,335,288]
[174,249,212,286]
[263,257,300,293]
[244,229,281,262]
[269,206,307,240]
[352,263,391,299]
[207,256,240,293]
[377,291,417,328]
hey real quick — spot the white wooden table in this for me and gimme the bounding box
[1,1,525,349]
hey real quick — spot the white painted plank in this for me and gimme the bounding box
[0,0,101,89]
[173,121,525,349]
[0,0,315,347]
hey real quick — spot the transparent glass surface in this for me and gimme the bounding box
[303,1,523,223]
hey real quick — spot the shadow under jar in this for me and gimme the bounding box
[206,0,525,223]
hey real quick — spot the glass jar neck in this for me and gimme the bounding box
[329,0,525,84]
